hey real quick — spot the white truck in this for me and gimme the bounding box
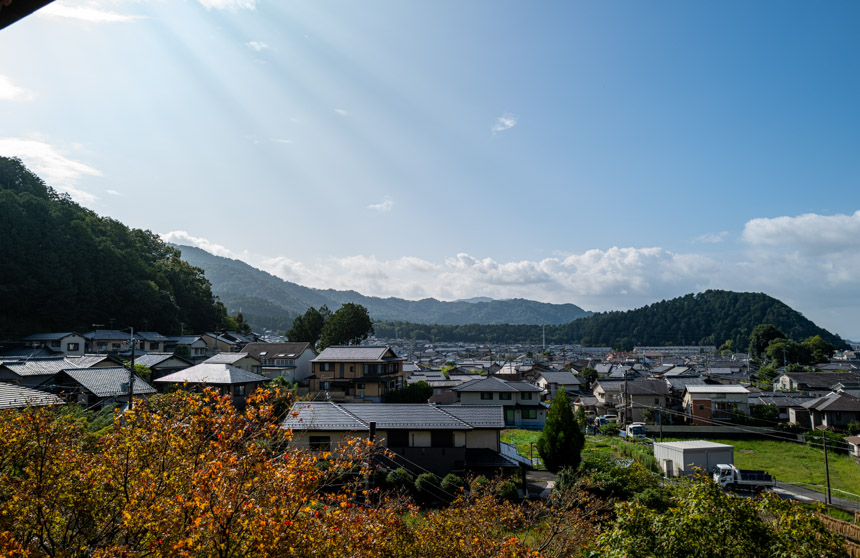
[712,464,775,492]
[625,422,647,439]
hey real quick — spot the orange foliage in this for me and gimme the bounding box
[0,389,599,557]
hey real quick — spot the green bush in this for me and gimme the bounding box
[440,474,466,497]
[495,480,519,503]
[386,467,415,493]
[415,473,443,505]
[599,424,621,436]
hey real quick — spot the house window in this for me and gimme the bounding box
[112,343,121,350]
[150,343,159,350]
[654,398,660,405]
[234,385,246,396]
[523,409,537,420]
[67,343,79,351]
[51,340,61,347]
[480,392,494,400]
[499,393,512,400]
[698,404,705,411]
[431,430,454,447]
[309,436,331,451]
[521,392,532,400]
[387,430,409,447]
[357,383,365,389]
[320,363,331,372]
[321,381,330,390]
[349,365,355,372]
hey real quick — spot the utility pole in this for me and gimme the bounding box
[658,405,663,442]
[127,327,135,410]
[823,434,832,505]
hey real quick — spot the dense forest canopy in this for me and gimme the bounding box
[0,157,227,338]
[375,290,849,351]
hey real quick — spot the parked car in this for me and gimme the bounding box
[598,414,618,425]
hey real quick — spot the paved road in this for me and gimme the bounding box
[773,481,860,512]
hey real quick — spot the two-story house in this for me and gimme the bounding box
[452,376,545,428]
[683,385,750,425]
[283,402,526,477]
[21,332,87,356]
[308,346,405,403]
[243,342,316,383]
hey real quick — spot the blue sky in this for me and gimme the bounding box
[2,0,859,339]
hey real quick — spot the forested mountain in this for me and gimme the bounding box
[175,245,592,328]
[0,157,227,338]
[374,290,850,351]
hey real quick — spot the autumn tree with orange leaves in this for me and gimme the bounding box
[0,389,602,557]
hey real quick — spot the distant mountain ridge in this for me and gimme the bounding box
[174,245,592,329]
[374,290,850,349]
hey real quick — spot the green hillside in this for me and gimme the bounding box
[0,157,227,338]
[175,244,592,328]
[375,290,849,350]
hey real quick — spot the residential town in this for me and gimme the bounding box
[3,328,860,485]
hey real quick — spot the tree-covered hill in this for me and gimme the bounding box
[175,244,592,327]
[374,290,850,350]
[0,157,227,338]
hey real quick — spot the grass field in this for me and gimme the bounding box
[704,438,860,503]
[501,430,619,470]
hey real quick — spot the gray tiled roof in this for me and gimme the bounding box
[1,355,118,378]
[749,392,813,407]
[62,367,156,397]
[136,331,170,342]
[22,332,80,341]
[538,371,581,385]
[282,402,505,431]
[154,363,267,385]
[0,384,65,409]
[440,406,505,428]
[312,346,403,363]
[624,380,670,396]
[83,330,140,341]
[453,376,541,393]
[172,335,205,345]
[244,342,314,360]
[802,392,860,412]
[132,353,191,368]
[203,353,255,365]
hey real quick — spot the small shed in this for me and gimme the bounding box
[653,440,734,478]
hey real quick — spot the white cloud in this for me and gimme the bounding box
[173,227,860,336]
[492,113,517,133]
[246,41,269,52]
[272,138,293,144]
[159,231,237,258]
[367,196,394,212]
[0,137,101,202]
[334,108,349,117]
[0,75,35,102]
[39,2,143,23]
[693,231,729,244]
[742,210,860,256]
[106,189,121,196]
[198,0,257,9]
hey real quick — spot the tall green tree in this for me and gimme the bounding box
[287,306,330,346]
[764,338,811,367]
[319,303,374,349]
[748,324,786,363]
[536,389,584,473]
[801,335,836,363]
